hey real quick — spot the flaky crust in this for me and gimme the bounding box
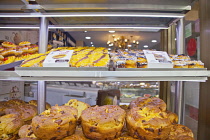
[167,124,194,140]
[129,97,166,112]
[32,105,78,140]
[126,106,171,140]
[81,105,126,140]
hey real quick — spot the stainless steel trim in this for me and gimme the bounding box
[37,81,46,113]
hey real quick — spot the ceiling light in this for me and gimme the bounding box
[84,31,87,32]
[85,36,91,39]
[125,49,128,51]
[128,45,132,47]
[108,48,111,50]
[136,41,139,44]
[175,38,177,41]
[151,40,157,43]
[109,31,115,33]
[90,42,93,44]
[91,45,94,46]
[144,45,149,48]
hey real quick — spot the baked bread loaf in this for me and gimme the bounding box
[129,97,166,112]
[29,100,51,110]
[65,99,90,119]
[81,105,126,140]
[167,124,194,140]
[0,114,24,139]
[32,105,78,140]
[18,125,36,139]
[126,106,171,140]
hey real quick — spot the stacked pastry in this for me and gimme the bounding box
[0,99,38,140]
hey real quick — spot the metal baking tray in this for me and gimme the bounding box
[115,68,207,71]
[0,60,23,71]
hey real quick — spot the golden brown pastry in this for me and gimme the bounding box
[18,125,36,139]
[166,111,178,124]
[28,100,51,110]
[64,99,90,120]
[2,41,16,48]
[32,105,78,140]
[129,97,166,112]
[167,124,194,140]
[126,106,171,140]
[4,104,37,122]
[17,138,38,140]
[81,105,126,140]
[0,114,24,138]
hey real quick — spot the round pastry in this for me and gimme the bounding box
[32,105,78,140]
[129,97,166,112]
[81,105,126,140]
[19,41,31,46]
[167,124,194,140]
[4,104,37,122]
[2,41,16,48]
[0,134,18,140]
[0,114,24,137]
[18,125,36,139]
[126,106,171,140]
[65,99,90,119]
[114,137,138,140]
[166,111,178,124]
[28,100,51,110]
[7,99,26,105]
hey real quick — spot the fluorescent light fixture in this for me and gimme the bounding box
[84,31,87,32]
[143,45,149,48]
[49,26,168,30]
[128,45,132,47]
[90,42,93,44]
[85,36,91,39]
[151,40,157,43]
[91,45,94,46]
[0,12,185,18]
[0,26,39,29]
[109,31,115,33]
[125,49,128,51]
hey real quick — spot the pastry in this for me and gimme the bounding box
[81,105,126,140]
[126,106,171,140]
[62,127,88,140]
[166,111,178,124]
[18,125,36,139]
[2,41,16,48]
[167,124,194,140]
[19,41,31,46]
[28,100,51,110]
[129,97,166,112]
[0,114,24,138]
[32,105,78,140]
[20,54,46,67]
[64,99,90,120]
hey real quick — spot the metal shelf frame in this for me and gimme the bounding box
[0,7,204,125]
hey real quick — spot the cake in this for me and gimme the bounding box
[129,97,166,112]
[64,99,90,120]
[0,114,24,139]
[32,105,78,140]
[18,125,36,139]
[28,100,51,110]
[81,105,126,140]
[167,124,194,140]
[126,106,171,140]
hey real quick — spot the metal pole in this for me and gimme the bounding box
[37,17,48,113]
[175,18,185,124]
[37,81,46,113]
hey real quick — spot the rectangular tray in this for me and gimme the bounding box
[115,68,207,71]
[0,60,23,71]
